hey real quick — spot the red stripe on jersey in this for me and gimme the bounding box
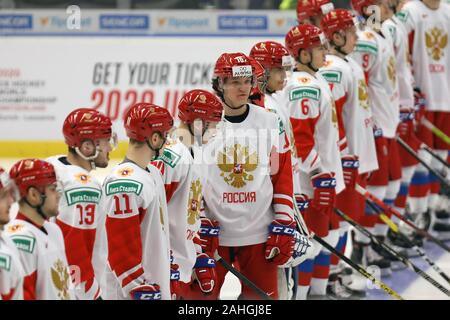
[1,288,16,300]
[270,149,294,223]
[290,116,319,165]
[56,218,97,293]
[105,214,143,281]
[334,94,348,150]
[164,181,180,203]
[121,267,145,288]
[23,270,37,300]
[408,31,415,58]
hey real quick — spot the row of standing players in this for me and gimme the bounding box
[1,0,450,300]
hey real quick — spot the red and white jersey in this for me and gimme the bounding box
[383,15,415,109]
[350,26,400,138]
[46,156,102,300]
[94,162,171,300]
[4,214,73,300]
[318,55,378,174]
[0,233,24,300]
[400,1,450,111]
[202,104,294,247]
[284,70,345,193]
[150,137,202,283]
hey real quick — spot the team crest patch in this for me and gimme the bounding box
[217,144,258,189]
[7,224,24,233]
[320,70,342,83]
[158,148,181,169]
[425,27,448,61]
[65,187,101,205]
[387,56,397,85]
[395,11,408,22]
[297,77,310,84]
[51,259,71,300]
[74,173,91,185]
[118,167,134,177]
[358,80,370,110]
[188,179,202,225]
[364,31,375,39]
[10,235,36,253]
[105,179,143,196]
[289,86,321,101]
[0,253,11,271]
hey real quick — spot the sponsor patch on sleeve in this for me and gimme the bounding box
[158,148,181,168]
[320,70,342,83]
[0,253,11,271]
[10,235,36,254]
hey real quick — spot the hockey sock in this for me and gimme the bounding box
[297,259,314,300]
[393,166,417,224]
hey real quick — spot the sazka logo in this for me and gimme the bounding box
[217,144,258,188]
[425,27,448,61]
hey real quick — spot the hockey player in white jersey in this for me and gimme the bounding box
[201,52,296,300]
[96,103,174,300]
[349,0,403,274]
[5,159,73,300]
[284,24,345,300]
[0,167,24,300]
[150,90,223,299]
[46,108,114,300]
[399,0,450,239]
[318,9,379,298]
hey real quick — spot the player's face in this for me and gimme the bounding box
[267,67,287,92]
[149,131,168,151]
[41,183,61,218]
[0,189,14,226]
[311,45,327,69]
[342,26,358,54]
[94,137,113,168]
[222,77,253,108]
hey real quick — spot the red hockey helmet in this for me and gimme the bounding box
[247,57,266,107]
[321,9,358,40]
[213,52,255,81]
[285,24,328,59]
[124,103,174,142]
[296,0,334,23]
[9,159,57,198]
[249,41,292,69]
[351,0,377,16]
[177,90,223,124]
[63,108,113,149]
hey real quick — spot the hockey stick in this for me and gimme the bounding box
[312,235,404,300]
[355,184,450,253]
[214,253,273,300]
[421,117,450,146]
[335,208,450,295]
[420,143,449,169]
[361,203,450,285]
[396,137,449,188]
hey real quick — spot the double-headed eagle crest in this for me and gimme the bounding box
[51,259,71,300]
[425,27,448,61]
[217,144,258,188]
[187,179,202,225]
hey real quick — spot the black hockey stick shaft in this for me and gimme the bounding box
[355,184,450,252]
[396,137,449,188]
[335,208,450,296]
[215,254,273,300]
[420,143,449,169]
[312,234,404,300]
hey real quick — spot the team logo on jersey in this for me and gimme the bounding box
[0,253,11,271]
[118,167,134,177]
[331,100,338,129]
[425,27,448,61]
[74,173,91,185]
[387,56,396,85]
[188,179,202,225]
[358,80,370,111]
[217,144,258,188]
[7,224,24,233]
[364,31,374,40]
[51,259,71,300]
[297,77,310,84]
[159,203,165,230]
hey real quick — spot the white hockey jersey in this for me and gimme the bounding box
[318,55,378,174]
[150,137,202,283]
[399,1,450,111]
[46,156,102,300]
[94,162,171,300]
[4,214,73,300]
[350,26,400,138]
[383,15,415,109]
[284,70,345,193]
[0,233,24,300]
[202,104,294,247]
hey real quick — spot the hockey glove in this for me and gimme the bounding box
[413,87,426,122]
[170,263,181,300]
[198,218,220,256]
[279,229,312,267]
[265,219,296,265]
[129,283,161,300]
[295,193,310,213]
[341,155,359,189]
[193,253,217,294]
[310,172,337,211]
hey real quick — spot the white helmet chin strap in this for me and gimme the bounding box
[75,146,99,170]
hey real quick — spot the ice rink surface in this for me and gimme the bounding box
[2,157,449,300]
